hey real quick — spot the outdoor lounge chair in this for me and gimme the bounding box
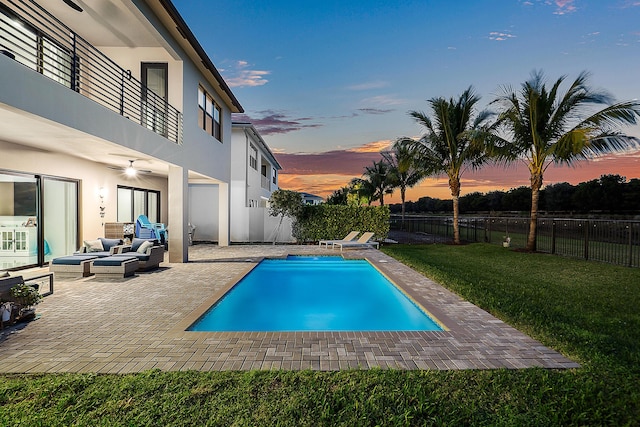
[118,238,165,271]
[333,232,379,251]
[74,238,126,257]
[90,256,139,279]
[318,231,360,248]
[50,254,100,278]
[135,215,167,244]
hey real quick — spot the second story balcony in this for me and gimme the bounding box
[0,0,183,144]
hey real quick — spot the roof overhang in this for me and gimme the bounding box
[152,0,244,113]
[233,122,282,170]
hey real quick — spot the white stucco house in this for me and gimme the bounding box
[187,122,291,243]
[0,0,247,270]
[229,122,293,243]
[301,192,324,205]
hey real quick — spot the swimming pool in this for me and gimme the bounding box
[188,256,443,332]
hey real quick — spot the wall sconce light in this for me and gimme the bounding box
[99,187,106,226]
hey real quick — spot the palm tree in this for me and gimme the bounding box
[326,186,349,205]
[362,160,395,206]
[491,70,640,251]
[407,86,493,244]
[381,139,427,226]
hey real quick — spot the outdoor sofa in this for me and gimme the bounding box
[115,238,164,271]
[49,237,164,278]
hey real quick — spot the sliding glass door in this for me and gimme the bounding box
[43,178,78,262]
[0,171,77,270]
[0,172,38,269]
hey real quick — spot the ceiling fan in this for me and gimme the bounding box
[107,160,152,177]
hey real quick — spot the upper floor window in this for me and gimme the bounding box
[198,85,222,141]
[142,63,168,137]
[249,144,258,170]
[0,5,73,88]
[272,167,277,184]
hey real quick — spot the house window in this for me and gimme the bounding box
[198,85,222,141]
[272,167,277,185]
[117,186,160,223]
[0,5,74,89]
[249,144,258,170]
[141,63,168,136]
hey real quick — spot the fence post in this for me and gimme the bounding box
[584,220,589,261]
[629,223,633,268]
[551,221,556,254]
[471,218,476,242]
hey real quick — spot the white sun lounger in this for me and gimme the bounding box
[318,231,360,248]
[333,232,379,251]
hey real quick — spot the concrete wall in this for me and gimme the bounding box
[188,184,218,242]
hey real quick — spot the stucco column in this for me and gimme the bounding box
[218,181,230,246]
[168,165,188,262]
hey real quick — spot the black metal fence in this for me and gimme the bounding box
[391,215,640,268]
[0,0,182,144]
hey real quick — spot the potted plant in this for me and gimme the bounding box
[10,283,41,321]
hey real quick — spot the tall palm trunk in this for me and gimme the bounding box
[527,172,543,251]
[400,186,406,229]
[450,175,461,244]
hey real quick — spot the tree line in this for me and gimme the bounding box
[325,70,640,250]
[387,174,640,215]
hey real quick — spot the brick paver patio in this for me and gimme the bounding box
[0,244,579,373]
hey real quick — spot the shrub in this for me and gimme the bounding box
[293,204,390,243]
[10,283,41,307]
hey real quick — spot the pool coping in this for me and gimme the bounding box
[169,254,458,337]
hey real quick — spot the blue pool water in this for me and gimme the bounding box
[188,256,443,332]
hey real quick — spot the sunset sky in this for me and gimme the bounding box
[173,0,640,203]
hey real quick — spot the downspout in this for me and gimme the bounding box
[244,128,250,207]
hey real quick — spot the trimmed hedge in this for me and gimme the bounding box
[292,205,390,243]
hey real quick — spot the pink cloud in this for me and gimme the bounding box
[552,0,577,15]
[278,149,384,176]
[234,111,322,135]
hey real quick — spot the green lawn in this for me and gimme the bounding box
[1,244,639,426]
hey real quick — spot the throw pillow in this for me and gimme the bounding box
[98,238,123,251]
[131,238,157,252]
[137,240,154,253]
[83,239,104,252]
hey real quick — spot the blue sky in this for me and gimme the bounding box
[173,0,640,201]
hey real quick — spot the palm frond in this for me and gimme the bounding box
[581,100,640,129]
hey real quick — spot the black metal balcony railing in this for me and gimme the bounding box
[0,0,183,144]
